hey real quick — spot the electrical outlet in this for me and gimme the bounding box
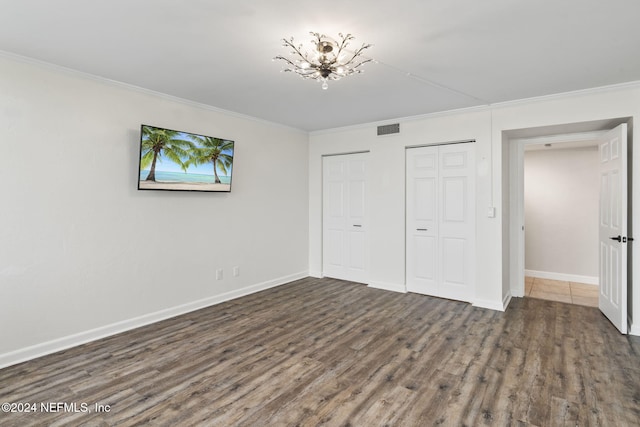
[233,266,240,277]
[216,269,223,280]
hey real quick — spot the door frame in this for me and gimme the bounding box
[509,131,607,297]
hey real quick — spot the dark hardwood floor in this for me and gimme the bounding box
[1,277,639,426]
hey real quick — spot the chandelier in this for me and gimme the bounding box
[274,32,372,90]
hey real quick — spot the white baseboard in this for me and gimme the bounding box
[368,281,407,293]
[525,269,598,285]
[0,271,308,370]
[473,295,508,312]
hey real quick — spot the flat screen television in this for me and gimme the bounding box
[138,124,234,192]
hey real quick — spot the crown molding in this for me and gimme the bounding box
[490,80,640,110]
[311,80,640,136]
[0,50,308,135]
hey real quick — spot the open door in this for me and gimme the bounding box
[599,123,628,334]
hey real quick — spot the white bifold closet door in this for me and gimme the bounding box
[406,143,475,302]
[323,153,369,284]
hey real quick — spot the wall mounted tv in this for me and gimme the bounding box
[138,124,234,192]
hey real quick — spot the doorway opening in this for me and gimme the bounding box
[504,118,633,333]
[521,138,600,307]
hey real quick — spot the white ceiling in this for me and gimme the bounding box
[1,0,640,131]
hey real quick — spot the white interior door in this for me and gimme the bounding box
[599,123,628,334]
[406,146,439,295]
[406,143,475,302]
[438,143,476,301]
[323,153,369,283]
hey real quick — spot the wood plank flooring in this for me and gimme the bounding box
[1,277,639,426]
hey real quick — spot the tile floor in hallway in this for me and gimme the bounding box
[525,276,599,307]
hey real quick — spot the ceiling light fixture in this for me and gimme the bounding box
[274,32,372,90]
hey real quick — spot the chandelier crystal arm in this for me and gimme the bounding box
[310,32,323,47]
[273,55,298,71]
[280,37,313,65]
[334,33,355,61]
[274,40,319,78]
[344,44,373,67]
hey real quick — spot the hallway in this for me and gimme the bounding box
[525,276,598,307]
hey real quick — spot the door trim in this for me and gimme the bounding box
[509,131,607,298]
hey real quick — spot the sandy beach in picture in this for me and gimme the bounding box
[139,180,231,192]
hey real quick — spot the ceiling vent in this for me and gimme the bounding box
[377,123,400,136]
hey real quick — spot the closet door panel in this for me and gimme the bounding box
[345,155,368,283]
[438,143,475,302]
[406,143,475,302]
[406,147,438,293]
[413,235,437,291]
[323,153,369,284]
[323,158,347,279]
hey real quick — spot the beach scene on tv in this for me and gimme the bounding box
[138,125,234,192]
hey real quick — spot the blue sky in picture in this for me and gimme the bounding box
[141,130,234,177]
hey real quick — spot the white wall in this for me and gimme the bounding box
[0,55,309,368]
[309,83,640,334]
[309,110,502,309]
[524,147,599,282]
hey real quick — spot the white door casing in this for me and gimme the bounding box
[322,153,369,284]
[406,143,476,302]
[599,123,628,334]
